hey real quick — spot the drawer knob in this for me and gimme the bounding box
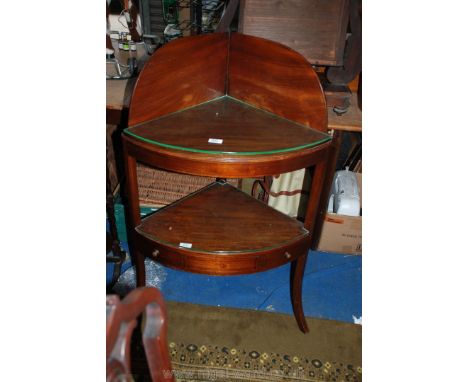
[284,252,292,259]
[152,250,160,257]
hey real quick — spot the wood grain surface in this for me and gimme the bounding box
[327,92,362,132]
[122,33,332,331]
[129,33,229,126]
[136,182,308,253]
[228,33,328,132]
[128,32,327,133]
[238,0,349,66]
[123,134,330,178]
[126,96,329,154]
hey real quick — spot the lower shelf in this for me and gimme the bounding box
[134,181,311,275]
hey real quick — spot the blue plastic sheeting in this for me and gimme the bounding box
[160,250,361,323]
[106,242,132,285]
[108,245,362,324]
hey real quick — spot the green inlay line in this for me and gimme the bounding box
[124,94,331,155]
[124,129,330,155]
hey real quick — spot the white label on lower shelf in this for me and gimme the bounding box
[179,242,192,248]
[208,138,223,144]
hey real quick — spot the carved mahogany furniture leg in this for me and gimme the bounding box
[311,131,343,249]
[304,161,328,231]
[107,126,127,291]
[291,159,328,333]
[290,252,309,333]
[123,141,146,287]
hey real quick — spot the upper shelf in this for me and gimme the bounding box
[125,96,330,156]
[124,33,331,177]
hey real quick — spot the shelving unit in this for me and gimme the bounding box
[122,32,332,332]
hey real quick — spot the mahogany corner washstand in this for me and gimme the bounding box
[122,32,332,333]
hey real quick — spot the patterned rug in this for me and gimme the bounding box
[131,301,362,382]
[167,343,361,382]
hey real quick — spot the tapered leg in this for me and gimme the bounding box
[106,127,126,291]
[310,131,342,249]
[135,250,146,287]
[290,253,309,333]
[123,140,146,288]
[291,157,329,333]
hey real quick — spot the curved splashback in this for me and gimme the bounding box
[129,32,327,132]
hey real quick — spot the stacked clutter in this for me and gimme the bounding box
[318,168,362,254]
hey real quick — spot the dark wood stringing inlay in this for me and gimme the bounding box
[126,97,330,154]
[136,182,309,253]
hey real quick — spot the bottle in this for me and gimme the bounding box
[122,33,130,51]
[118,33,124,50]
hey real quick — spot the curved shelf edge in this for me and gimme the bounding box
[135,231,311,276]
[125,128,331,156]
[123,134,332,178]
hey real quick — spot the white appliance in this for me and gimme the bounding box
[328,168,361,216]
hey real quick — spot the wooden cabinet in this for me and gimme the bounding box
[122,32,332,332]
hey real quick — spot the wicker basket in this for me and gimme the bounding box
[137,163,239,207]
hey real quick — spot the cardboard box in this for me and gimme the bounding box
[317,173,362,254]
